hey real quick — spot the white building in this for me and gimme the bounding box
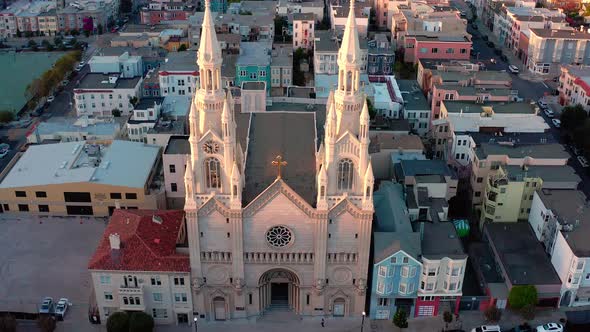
[89,52,144,78]
[330,0,370,38]
[499,7,566,52]
[163,136,190,209]
[127,98,163,143]
[270,44,293,90]
[292,13,315,50]
[74,74,143,117]
[521,29,590,74]
[277,0,324,21]
[88,210,194,325]
[528,189,590,307]
[27,116,121,144]
[397,80,430,136]
[159,51,200,97]
[558,65,590,112]
[144,96,191,147]
[313,30,368,77]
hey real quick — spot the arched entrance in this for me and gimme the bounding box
[259,269,300,313]
[560,290,572,307]
[333,298,346,316]
[213,296,226,320]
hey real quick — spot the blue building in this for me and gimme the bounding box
[209,0,227,13]
[370,181,423,320]
[367,34,395,75]
[235,42,272,93]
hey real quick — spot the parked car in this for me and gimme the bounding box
[572,146,581,155]
[39,297,54,314]
[508,65,519,74]
[0,143,10,159]
[500,54,508,62]
[47,96,55,103]
[578,156,589,168]
[486,41,495,48]
[538,100,548,109]
[471,325,501,332]
[55,298,71,320]
[552,119,561,128]
[535,323,563,332]
[543,108,554,117]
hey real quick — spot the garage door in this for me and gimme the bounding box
[417,305,435,316]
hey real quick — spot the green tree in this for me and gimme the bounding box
[37,316,56,332]
[27,39,37,48]
[393,308,408,331]
[508,285,538,309]
[41,39,51,48]
[112,109,121,117]
[443,311,453,330]
[83,29,91,38]
[16,29,21,38]
[0,111,15,123]
[561,104,587,133]
[366,98,377,119]
[70,29,80,36]
[129,96,139,106]
[129,311,154,332]
[177,44,188,51]
[98,24,104,35]
[54,36,63,45]
[484,306,502,323]
[24,31,33,38]
[0,315,17,332]
[106,311,129,332]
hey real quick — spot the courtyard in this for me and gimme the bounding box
[0,214,106,331]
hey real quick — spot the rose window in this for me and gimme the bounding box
[266,226,293,248]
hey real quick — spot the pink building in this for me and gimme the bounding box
[404,36,472,64]
[140,1,193,25]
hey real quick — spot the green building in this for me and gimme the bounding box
[235,42,271,93]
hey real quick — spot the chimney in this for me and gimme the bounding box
[109,233,120,250]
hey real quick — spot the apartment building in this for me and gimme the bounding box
[140,0,194,25]
[0,0,57,38]
[270,44,293,91]
[396,79,430,135]
[292,12,315,50]
[0,140,163,216]
[368,34,395,75]
[127,98,163,143]
[57,0,118,33]
[217,13,274,42]
[313,30,368,76]
[277,0,324,21]
[27,116,121,144]
[519,28,590,74]
[369,133,425,179]
[74,74,143,117]
[393,10,472,64]
[330,0,370,38]
[235,42,272,92]
[159,51,199,97]
[528,189,590,307]
[162,136,189,209]
[416,59,481,95]
[480,165,579,227]
[88,209,193,325]
[89,52,143,78]
[558,64,590,110]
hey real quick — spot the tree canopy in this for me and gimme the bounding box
[508,285,538,309]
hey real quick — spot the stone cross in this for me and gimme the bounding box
[271,155,287,179]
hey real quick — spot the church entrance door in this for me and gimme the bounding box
[259,269,300,313]
[213,297,226,320]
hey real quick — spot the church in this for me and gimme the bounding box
[184,0,375,320]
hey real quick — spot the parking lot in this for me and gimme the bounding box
[0,214,106,331]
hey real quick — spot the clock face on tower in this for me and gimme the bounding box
[202,140,220,154]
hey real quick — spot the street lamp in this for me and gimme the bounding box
[360,311,366,332]
[193,317,198,332]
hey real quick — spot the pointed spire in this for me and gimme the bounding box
[360,99,370,123]
[221,93,230,122]
[318,163,328,184]
[198,0,222,67]
[231,162,240,182]
[364,162,374,184]
[338,0,361,66]
[326,100,337,139]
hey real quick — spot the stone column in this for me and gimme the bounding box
[187,209,206,316]
[230,211,246,318]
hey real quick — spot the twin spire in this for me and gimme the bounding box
[198,0,222,67]
[338,0,361,66]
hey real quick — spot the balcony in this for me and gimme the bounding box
[118,284,144,296]
[118,285,145,311]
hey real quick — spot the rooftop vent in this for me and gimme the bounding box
[152,215,163,224]
[109,233,120,250]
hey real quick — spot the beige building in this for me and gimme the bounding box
[292,12,315,50]
[89,210,194,325]
[0,140,164,216]
[558,64,590,111]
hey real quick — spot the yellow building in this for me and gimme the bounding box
[0,140,165,216]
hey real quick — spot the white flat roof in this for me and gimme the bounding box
[0,140,160,189]
[448,114,550,133]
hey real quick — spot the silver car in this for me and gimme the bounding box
[55,298,71,319]
[39,297,53,314]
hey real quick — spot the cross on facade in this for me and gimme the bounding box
[271,155,287,179]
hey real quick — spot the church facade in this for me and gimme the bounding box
[185,0,374,320]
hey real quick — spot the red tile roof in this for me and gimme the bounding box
[88,209,190,272]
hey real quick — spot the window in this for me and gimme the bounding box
[451,266,461,276]
[174,293,188,302]
[399,283,407,294]
[240,70,246,76]
[171,183,178,192]
[426,283,434,291]
[427,268,436,276]
[169,164,176,173]
[390,257,397,264]
[337,158,354,190]
[152,308,168,319]
[204,157,222,189]
[419,47,427,53]
[35,191,47,198]
[153,293,163,302]
[410,266,417,277]
[18,204,29,212]
[104,292,113,300]
[408,283,415,293]
[100,275,111,284]
[378,266,388,276]
[64,192,91,202]
[403,257,409,263]
[151,276,162,286]
[378,298,389,306]
[460,48,467,54]
[446,48,454,54]
[249,72,258,79]
[125,193,137,200]
[401,266,409,277]
[174,277,185,286]
[38,205,49,212]
[377,280,384,294]
[432,48,438,53]
[475,191,481,197]
[15,191,26,197]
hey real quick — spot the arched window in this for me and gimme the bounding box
[338,159,354,190]
[123,297,128,305]
[205,157,222,189]
[346,71,353,92]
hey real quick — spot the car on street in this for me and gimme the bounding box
[460,11,467,18]
[55,298,71,320]
[490,58,496,64]
[535,323,563,332]
[552,119,561,128]
[508,65,519,74]
[543,108,554,117]
[471,325,501,332]
[578,156,589,168]
[39,297,54,314]
[538,100,548,109]
[0,143,10,159]
[47,96,55,103]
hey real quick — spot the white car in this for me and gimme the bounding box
[543,109,554,118]
[578,156,589,168]
[508,65,519,74]
[47,95,55,103]
[536,323,563,332]
[55,298,71,320]
[538,100,548,109]
[471,325,501,332]
[551,119,561,128]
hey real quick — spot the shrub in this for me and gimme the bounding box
[509,285,538,309]
[0,315,17,332]
[484,306,502,323]
[129,311,154,332]
[38,316,56,332]
[112,109,121,117]
[393,308,408,330]
[106,311,129,332]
